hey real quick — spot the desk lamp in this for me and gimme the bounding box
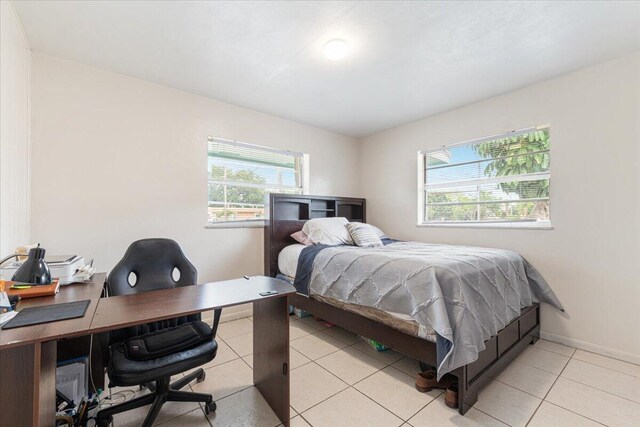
[11,246,52,285]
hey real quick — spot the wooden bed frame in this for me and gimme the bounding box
[264,193,540,415]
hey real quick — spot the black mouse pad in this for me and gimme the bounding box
[1,300,90,330]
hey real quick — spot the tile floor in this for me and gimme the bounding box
[106,315,640,426]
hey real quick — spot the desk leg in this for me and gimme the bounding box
[253,296,290,427]
[0,341,57,426]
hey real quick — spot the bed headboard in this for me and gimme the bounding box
[264,194,366,277]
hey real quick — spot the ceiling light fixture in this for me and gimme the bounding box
[323,39,350,61]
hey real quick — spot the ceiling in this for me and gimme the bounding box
[13,1,640,138]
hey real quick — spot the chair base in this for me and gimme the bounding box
[96,368,214,427]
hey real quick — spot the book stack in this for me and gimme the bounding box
[5,280,61,298]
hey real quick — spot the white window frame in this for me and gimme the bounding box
[417,126,552,229]
[206,137,309,229]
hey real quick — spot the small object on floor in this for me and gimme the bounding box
[360,336,389,351]
[316,317,333,327]
[292,306,311,318]
[415,369,456,392]
[415,370,440,392]
[445,381,459,409]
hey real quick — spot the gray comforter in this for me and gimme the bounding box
[305,241,564,378]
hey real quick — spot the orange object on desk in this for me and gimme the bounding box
[5,280,60,298]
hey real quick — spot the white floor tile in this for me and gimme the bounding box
[533,339,576,357]
[290,415,312,427]
[207,387,280,427]
[297,315,331,330]
[561,359,640,404]
[573,349,640,378]
[352,341,404,365]
[302,387,403,427]
[290,362,347,413]
[216,318,253,340]
[110,388,201,426]
[355,366,440,420]
[321,325,361,345]
[527,401,601,427]
[156,407,211,427]
[290,319,319,340]
[474,381,541,427]
[316,346,386,385]
[546,377,640,427]
[408,395,507,427]
[224,332,253,356]
[244,348,311,371]
[190,359,253,401]
[290,347,313,370]
[392,357,423,377]
[241,355,253,370]
[184,339,239,376]
[515,345,570,375]
[495,360,557,398]
[290,332,348,360]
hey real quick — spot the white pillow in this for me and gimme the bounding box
[369,224,387,239]
[278,244,306,278]
[351,222,387,239]
[346,223,383,247]
[302,217,353,245]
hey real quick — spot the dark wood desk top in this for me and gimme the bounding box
[89,276,295,334]
[0,273,106,349]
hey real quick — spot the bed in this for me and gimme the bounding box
[264,194,562,415]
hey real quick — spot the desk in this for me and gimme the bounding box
[0,275,295,427]
[0,273,106,349]
[0,273,106,426]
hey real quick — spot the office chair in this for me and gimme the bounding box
[96,239,220,427]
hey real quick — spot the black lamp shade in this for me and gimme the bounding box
[12,247,52,285]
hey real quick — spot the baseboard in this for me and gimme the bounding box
[201,305,253,324]
[541,331,640,366]
[219,307,253,322]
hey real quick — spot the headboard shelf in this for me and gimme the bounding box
[264,194,366,277]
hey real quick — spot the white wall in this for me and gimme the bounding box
[26,45,640,358]
[360,54,640,363]
[29,53,360,317]
[0,1,31,257]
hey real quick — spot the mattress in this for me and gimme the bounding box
[278,244,435,341]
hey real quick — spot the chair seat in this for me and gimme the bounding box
[108,339,218,386]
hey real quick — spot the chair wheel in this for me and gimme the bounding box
[204,400,216,414]
[197,371,206,383]
[96,415,113,427]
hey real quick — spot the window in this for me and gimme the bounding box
[207,137,306,225]
[419,127,551,228]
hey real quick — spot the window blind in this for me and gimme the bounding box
[207,137,304,223]
[421,127,550,226]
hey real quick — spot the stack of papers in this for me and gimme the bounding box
[0,310,18,326]
[60,263,96,285]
